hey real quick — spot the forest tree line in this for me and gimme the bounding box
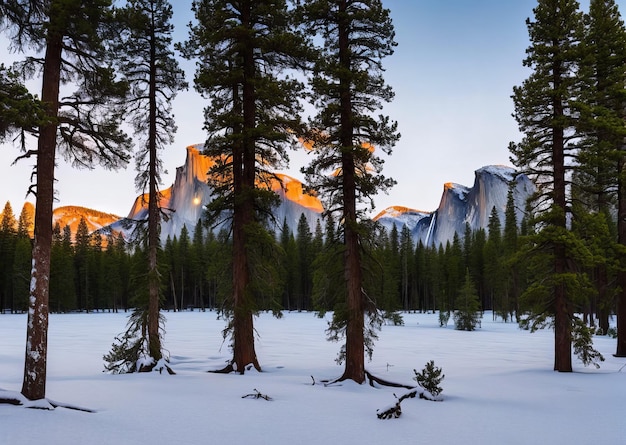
[0,182,616,337]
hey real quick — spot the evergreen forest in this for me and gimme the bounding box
[0,196,613,339]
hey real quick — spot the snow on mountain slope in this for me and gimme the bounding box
[4,145,533,249]
[119,147,533,246]
[125,145,323,240]
[374,165,534,246]
[52,206,121,239]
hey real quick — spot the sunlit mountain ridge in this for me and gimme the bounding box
[2,146,533,247]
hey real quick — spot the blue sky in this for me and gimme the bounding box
[0,0,615,217]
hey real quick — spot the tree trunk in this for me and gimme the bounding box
[22,27,63,401]
[616,156,626,356]
[226,0,260,373]
[337,0,365,384]
[146,20,162,365]
[552,78,572,372]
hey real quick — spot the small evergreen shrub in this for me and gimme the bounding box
[438,310,450,327]
[413,360,444,400]
[453,270,481,331]
[607,327,617,339]
[572,318,605,369]
[383,310,404,326]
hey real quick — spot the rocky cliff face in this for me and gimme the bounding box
[125,149,533,246]
[374,166,534,246]
[5,148,533,249]
[53,206,121,238]
[126,145,323,240]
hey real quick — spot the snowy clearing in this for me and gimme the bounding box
[1,311,625,445]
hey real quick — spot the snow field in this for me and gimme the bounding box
[1,311,625,445]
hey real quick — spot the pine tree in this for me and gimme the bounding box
[279,218,297,310]
[399,225,414,311]
[296,213,314,311]
[413,360,445,399]
[180,0,309,373]
[299,0,399,383]
[12,232,31,313]
[50,224,76,312]
[453,269,482,331]
[111,0,187,370]
[90,232,104,310]
[503,187,520,322]
[0,201,17,312]
[443,234,464,313]
[1,0,132,400]
[100,234,122,312]
[484,206,506,319]
[74,217,92,312]
[0,64,44,143]
[190,221,207,310]
[16,202,34,239]
[509,0,589,372]
[178,224,191,310]
[576,0,626,356]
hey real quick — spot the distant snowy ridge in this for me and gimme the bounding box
[5,146,534,247]
[374,165,534,246]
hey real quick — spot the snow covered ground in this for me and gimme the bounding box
[1,311,625,445]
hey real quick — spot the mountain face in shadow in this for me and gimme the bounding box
[374,166,534,246]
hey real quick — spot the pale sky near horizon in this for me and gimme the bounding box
[0,0,615,218]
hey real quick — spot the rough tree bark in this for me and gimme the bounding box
[616,156,626,357]
[21,26,62,401]
[337,0,365,384]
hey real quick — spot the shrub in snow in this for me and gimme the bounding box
[413,360,444,400]
[383,310,404,326]
[103,308,170,374]
[453,270,481,331]
[572,318,605,369]
[438,310,450,327]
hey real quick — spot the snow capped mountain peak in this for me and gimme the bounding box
[377,166,534,246]
[475,165,516,182]
[125,144,323,240]
[74,145,533,247]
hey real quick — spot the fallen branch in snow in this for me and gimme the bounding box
[364,370,415,389]
[376,386,444,419]
[377,397,402,419]
[242,389,272,401]
[0,389,95,412]
[0,391,23,406]
[315,370,413,388]
[376,388,419,419]
[48,399,96,413]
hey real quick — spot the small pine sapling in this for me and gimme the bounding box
[413,360,444,401]
[383,310,404,326]
[439,310,450,327]
[453,270,481,331]
[572,318,605,369]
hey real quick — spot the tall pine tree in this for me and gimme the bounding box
[576,0,626,355]
[509,0,590,372]
[1,0,132,401]
[180,0,309,373]
[299,0,399,383]
[108,0,187,372]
